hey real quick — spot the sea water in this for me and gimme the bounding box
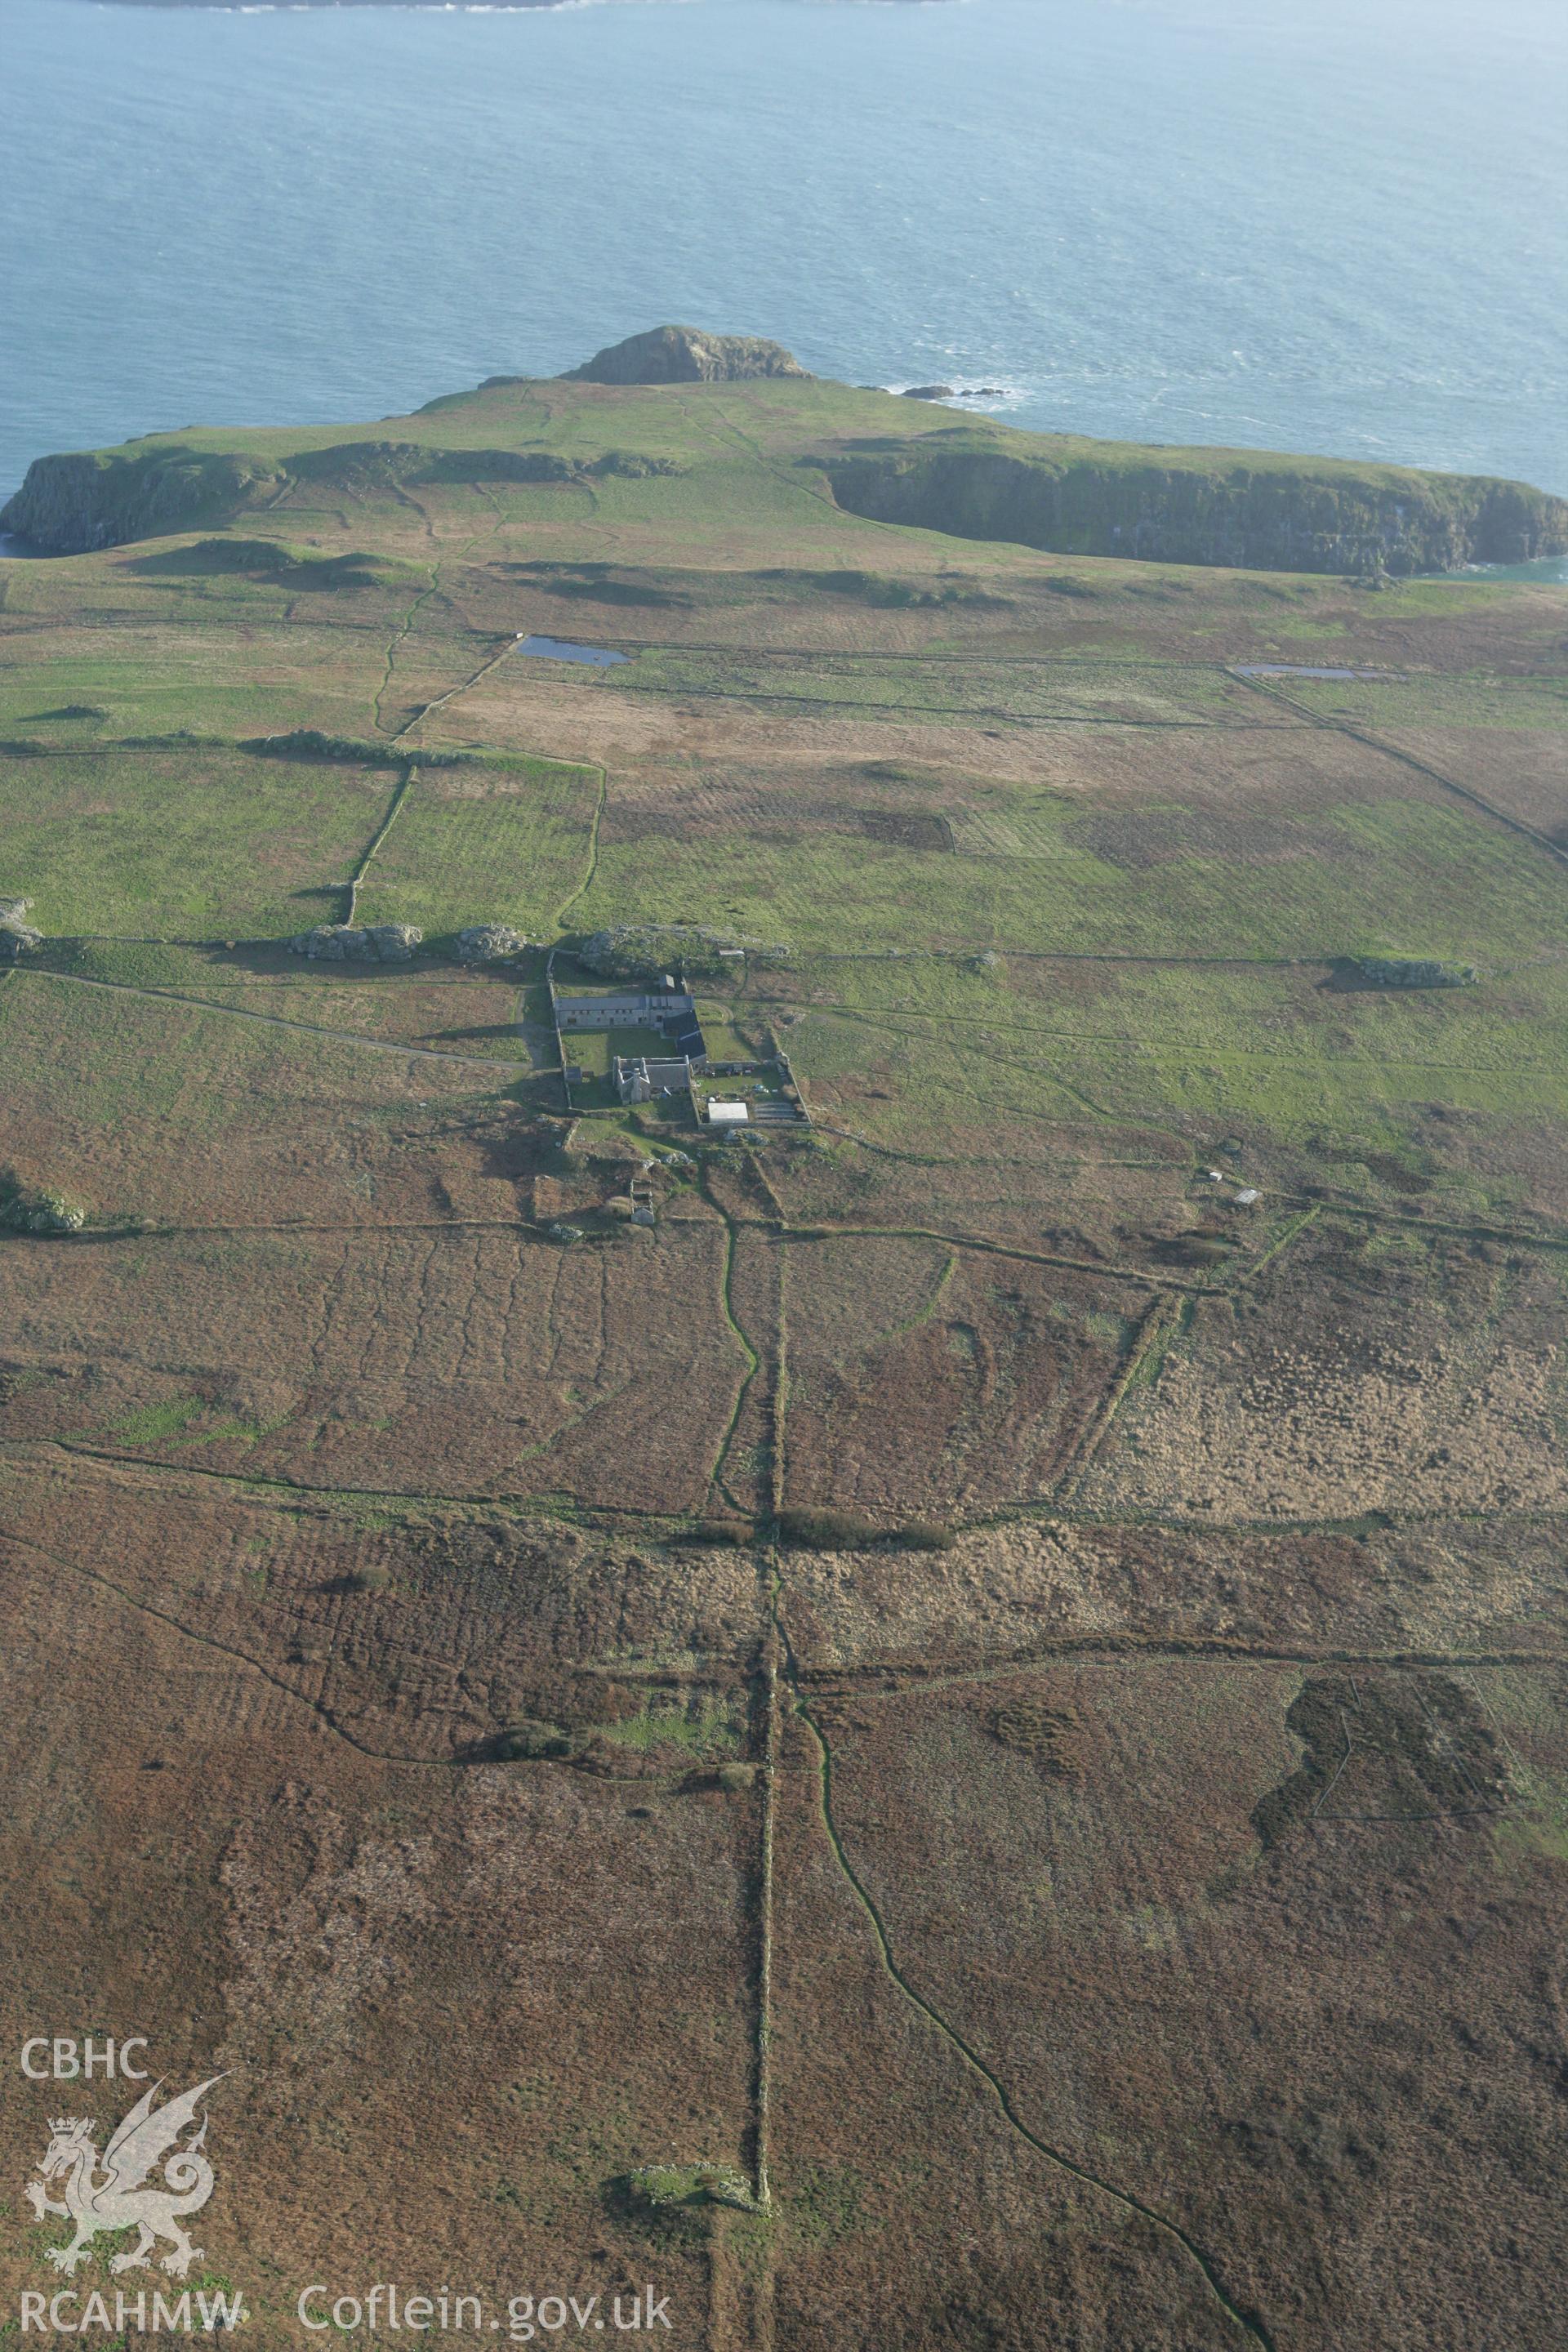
[4,0,1566,498]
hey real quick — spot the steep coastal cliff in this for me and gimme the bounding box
[824,435,1568,576]
[0,447,286,555]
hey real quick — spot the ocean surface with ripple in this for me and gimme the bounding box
[5,0,1566,500]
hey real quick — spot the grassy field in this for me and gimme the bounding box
[0,742,390,935]
[0,967,499,1152]
[1282,673,1568,731]
[571,785,1567,963]
[0,617,399,741]
[351,755,603,936]
[751,951,1568,1199]
[599,647,1285,725]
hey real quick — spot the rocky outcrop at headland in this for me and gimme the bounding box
[565,326,808,385]
[825,439,1568,577]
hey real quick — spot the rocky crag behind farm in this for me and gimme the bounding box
[7,324,1566,573]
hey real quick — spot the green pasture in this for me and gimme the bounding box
[765,952,1568,1186]
[562,1025,671,1079]
[0,744,389,935]
[1283,675,1568,731]
[0,626,389,742]
[570,790,1566,963]
[352,758,601,935]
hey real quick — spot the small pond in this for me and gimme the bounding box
[1233,663,1395,680]
[515,634,630,667]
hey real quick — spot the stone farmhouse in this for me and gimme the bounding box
[554,981,706,1063]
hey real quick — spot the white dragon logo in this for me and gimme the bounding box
[26,2077,224,2278]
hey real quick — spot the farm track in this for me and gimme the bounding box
[751,1613,782,2221]
[23,1203,1219,1294]
[719,1212,1218,1293]
[372,479,514,737]
[390,631,519,745]
[707,1238,764,1514]
[1245,1203,1321,1274]
[788,1639,1568,1695]
[774,1584,1281,2351]
[19,1183,1566,1298]
[700,1168,786,1518]
[589,1637,1568,1693]
[372,566,443,735]
[1304,1194,1568,1254]
[1054,1293,1187,1498]
[744,1145,1568,1263]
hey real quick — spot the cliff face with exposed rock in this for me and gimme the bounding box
[0,448,285,555]
[825,440,1568,576]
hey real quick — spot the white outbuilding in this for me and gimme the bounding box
[707,1101,751,1127]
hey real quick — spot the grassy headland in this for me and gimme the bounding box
[7,368,1566,574]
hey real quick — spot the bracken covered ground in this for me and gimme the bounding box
[2,371,1566,2351]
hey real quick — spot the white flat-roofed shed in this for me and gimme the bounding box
[706,1102,751,1127]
